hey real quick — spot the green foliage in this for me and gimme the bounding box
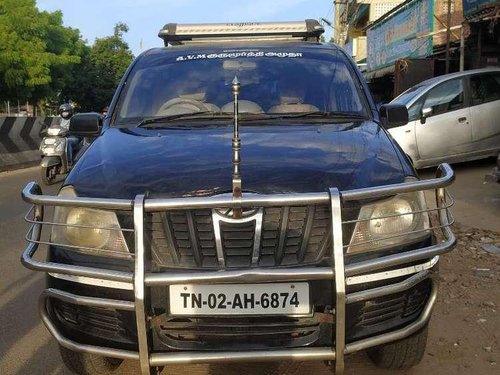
[0,1,134,112]
[86,23,133,111]
[0,0,80,101]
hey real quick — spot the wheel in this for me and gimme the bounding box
[59,345,123,375]
[41,166,57,185]
[367,324,429,370]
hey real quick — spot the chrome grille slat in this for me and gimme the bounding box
[149,204,330,269]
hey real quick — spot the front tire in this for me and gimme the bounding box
[367,324,429,370]
[59,346,123,375]
[41,165,57,185]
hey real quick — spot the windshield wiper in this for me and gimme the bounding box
[259,111,368,120]
[232,111,367,123]
[137,111,367,128]
[137,112,232,127]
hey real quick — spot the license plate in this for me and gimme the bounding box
[169,283,310,316]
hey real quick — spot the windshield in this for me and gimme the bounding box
[114,47,367,125]
[391,84,428,106]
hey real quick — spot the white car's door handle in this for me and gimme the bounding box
[405,129,411,133]
[458,117,468,123]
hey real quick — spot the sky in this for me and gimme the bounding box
[37,0,335,56]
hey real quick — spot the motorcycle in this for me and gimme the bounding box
[39,123,72,185]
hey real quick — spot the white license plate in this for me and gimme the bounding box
[169,283,310,316]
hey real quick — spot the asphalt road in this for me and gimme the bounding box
[0,159,498,375]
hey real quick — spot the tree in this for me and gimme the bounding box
[0,0,81,102]
[63,22,134,111]
[0,1,133,112]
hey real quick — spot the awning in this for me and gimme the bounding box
[364,64,396,81]
[348,4,370,28]
[465,5,500,22]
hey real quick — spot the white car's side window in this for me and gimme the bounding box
[408,97,424,122]
[423,79,464,118]
[470,73,500,106]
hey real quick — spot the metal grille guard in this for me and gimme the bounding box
[21,164,456,375]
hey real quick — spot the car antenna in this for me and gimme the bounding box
[231,76,242,219]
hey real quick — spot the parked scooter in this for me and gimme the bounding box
[39,104,80,185]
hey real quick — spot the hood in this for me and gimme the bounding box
[66,122,411,199]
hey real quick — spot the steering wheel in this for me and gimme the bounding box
[156,98,209,116]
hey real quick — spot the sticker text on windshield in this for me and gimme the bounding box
[175,51,303,62]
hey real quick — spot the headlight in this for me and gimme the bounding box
[44,138,56,145]
[48,128,62,136]
[40,138,65,153]
[51,186,131,258]
[347,189,430,254]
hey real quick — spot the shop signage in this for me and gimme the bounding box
[367,0,434,71]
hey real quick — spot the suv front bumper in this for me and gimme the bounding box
[21,164,456,375]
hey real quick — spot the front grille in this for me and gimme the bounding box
[50,299,137,345]
[354,280,430,329]
[154,315,321,350]
[147,205,331,269]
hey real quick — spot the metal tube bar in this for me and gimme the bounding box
[133,195,151,375]
[346,256,438,285]
[38,292,139,360]
[329,188,345,375]
[21,224,133,283]
[341,164,454,202]
[345,280,437,354]
[150,348,335,366]
[345,234,455,276]
[144,163,453,210]
[346,180,455,277]
[346,270,431,304]
[145,267,334,286]
[26,235,134,259]
[22,181,133,210]
[345,219,454,249]
[145,192,329,211]
[24,215,134,232]
[43,288,135,311]
[36,282,438,365]
[342,197,454,224]
[21,164,454,213]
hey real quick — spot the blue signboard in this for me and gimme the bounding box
[367,0,434,71]
[463,0,498,16]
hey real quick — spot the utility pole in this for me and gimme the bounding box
[459,23,465,71]
[333,1,340,44]
[445,0,452,74]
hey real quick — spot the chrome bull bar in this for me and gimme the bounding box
[22,164,456,375]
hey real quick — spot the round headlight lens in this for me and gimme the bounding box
[369,198,414,235]
[65,208,111,249]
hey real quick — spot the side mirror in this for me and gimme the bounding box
[379,104,409,129]
[420,107,432,124]
[69,113,102,137]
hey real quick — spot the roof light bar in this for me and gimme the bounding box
[158,20,325,46]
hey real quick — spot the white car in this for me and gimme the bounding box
[388,68,500,168]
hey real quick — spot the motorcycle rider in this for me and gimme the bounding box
[58,103,81,165]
